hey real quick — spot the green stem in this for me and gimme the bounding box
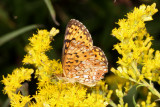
[109,100,118,107]
[131,62,140,76]
[130,61,160,98]
[141,79,160,98]
[129,77,160,98]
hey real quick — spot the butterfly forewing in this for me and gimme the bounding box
[62,19,93,64]
[62,19,108,87]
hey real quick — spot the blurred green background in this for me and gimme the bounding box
[1,0,160,106]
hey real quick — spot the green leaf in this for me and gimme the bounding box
[136,84,146,89]
[44,0,59,25]
[0,24,41,46]
[133,95,137,107]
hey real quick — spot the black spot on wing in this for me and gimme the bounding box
[76,55,79,58]
[75,60,79,63]
[66,61,73,64]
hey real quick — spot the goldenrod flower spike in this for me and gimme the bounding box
[2,3,159,106]
[2,68,33,107]
[22,28,62,87]
[2,27,112,107]
[112,3,160,99]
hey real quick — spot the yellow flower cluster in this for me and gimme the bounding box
[116,84,128,107]
[115,85,156,107]
[2,3,160,106]
[111,3,160,98]
[138,92,156,107]
[2,68,33,107]
[29,82,110,107]
[23,28,63,87]
[2,28,112,107]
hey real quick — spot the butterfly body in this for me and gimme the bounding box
[62,19,108,87]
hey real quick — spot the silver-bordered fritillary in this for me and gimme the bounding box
[62,19,108,87]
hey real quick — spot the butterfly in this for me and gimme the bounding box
[61,19,108,87]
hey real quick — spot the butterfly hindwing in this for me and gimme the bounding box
[63,41,108,86]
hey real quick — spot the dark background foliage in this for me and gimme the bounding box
[0,0,160,106]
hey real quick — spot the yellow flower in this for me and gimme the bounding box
[116,83,129,107]
[2,28,112,107]
[28,82,109,107]
[2,68,33,94]
[111,3,160,99]
[2,3,159,106]
[2,68,33,107]
[22,28,62,87]
[140,92,156,107]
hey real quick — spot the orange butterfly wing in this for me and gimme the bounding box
[62,19,108,87]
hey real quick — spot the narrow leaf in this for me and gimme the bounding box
[0,24,40,46]
[44,0,59,25]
